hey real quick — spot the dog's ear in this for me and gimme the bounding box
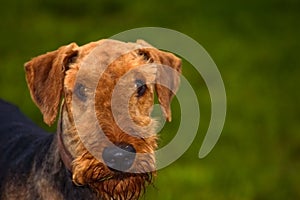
[24,43,78,126]
[155,51,181,122]
[139,48,182,122]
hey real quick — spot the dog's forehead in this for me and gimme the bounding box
[79,39,153,64]
[74,39,155,86]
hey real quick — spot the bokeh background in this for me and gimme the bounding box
[1,0,299,199]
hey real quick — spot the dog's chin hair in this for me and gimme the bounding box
[72,154,155,200]
[89,172,154,200]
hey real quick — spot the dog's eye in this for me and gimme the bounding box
[135,79,147,97]
[74,83,87,101]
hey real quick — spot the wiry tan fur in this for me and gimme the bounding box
[22,39,181,200]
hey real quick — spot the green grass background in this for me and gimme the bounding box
[1,0,299,199]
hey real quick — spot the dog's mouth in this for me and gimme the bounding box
[90,153,155,199]
[90,169,154,200]
[72,139,157,199]
[89,146,156,185]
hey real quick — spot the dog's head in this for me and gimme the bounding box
[24,39,181,199]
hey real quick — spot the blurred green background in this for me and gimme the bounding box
[1,0,299,199]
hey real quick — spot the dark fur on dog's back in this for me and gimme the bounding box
[0,99,97,200]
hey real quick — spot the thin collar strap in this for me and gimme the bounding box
[57,114,73,172]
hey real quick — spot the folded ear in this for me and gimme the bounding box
[24,43,78,126]
[138,48,182,122]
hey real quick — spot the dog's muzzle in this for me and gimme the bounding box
[102,143,136,172]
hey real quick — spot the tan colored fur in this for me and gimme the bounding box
[24,39,181,200]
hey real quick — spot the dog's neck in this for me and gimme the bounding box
[56,101,81,172]
[57,116,73,172]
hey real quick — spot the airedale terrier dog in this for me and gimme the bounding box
[0,39,181,200]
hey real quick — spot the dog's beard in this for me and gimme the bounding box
[72,153,156,200]
[89,171,154,200]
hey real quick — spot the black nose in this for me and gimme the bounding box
[102,143,136,172]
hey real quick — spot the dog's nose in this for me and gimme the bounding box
[102,143,136,172]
